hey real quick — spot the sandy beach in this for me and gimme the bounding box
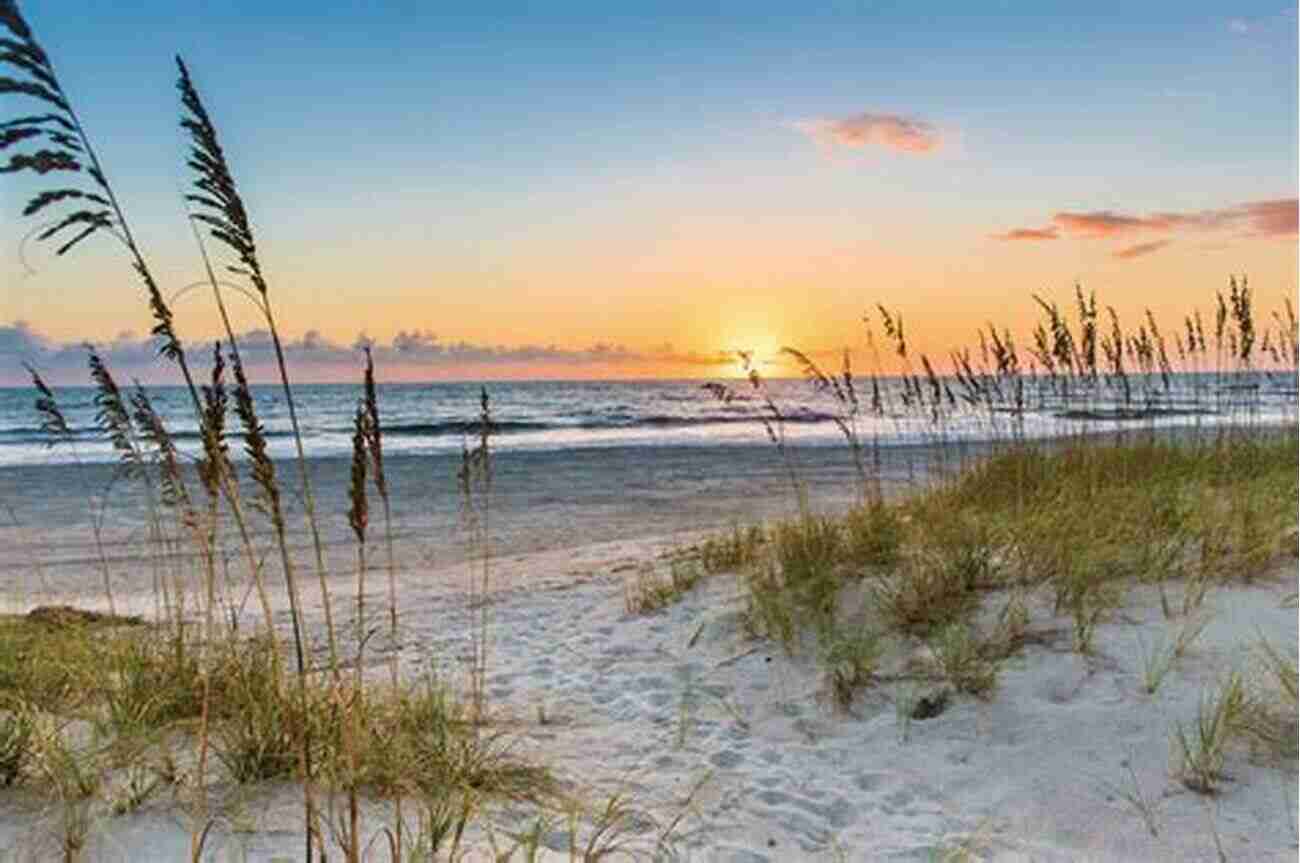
[0,440,1295,862]
[0,442,883,611]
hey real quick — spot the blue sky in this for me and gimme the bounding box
[3,1,1296,382]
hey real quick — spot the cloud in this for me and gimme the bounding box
[1226,10,1296,36]
[1,324,734,385]
[791,112,942,154]
[1241,198,1299,236]
[990,226,1059,241]
[995,197,1297,250]
[1051,199,1297,239]
[0,321,49,357]
[1052,210,1151,238]
[1113,239,1173,259]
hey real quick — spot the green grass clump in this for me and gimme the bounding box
[822,625,883,711]
[1239,637,1299,763]
[930,623,1000,699]
[624,558,704,615]
[101,634,207,738]
[0,610,149,715]
[0,707,34,788]
[1175,672,1252,793]
[1172,672,1250,794]
[770,514,844,623]
[1137,614,1210,696]
[741,561,799,650]
[842,502,904,569]
[210,638,309,784]
[352,675,552,802]
[873,550,980,637]
[699,524,766,573]
[739,514,847,652]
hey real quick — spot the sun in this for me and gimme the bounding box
[723,330,783,377]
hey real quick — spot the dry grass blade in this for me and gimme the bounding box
[24,364,70,440]
[177,52,338,678]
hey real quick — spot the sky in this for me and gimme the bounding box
[2,0,1297,384]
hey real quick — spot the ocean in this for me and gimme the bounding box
[1,373,1294,468]
[0,372,1294,602]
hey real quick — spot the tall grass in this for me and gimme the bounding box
[1,4,558,859]
[700,271,1296,718]
[458,387,496,727]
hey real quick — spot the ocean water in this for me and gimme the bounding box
[0,371,1294,599]
[0,373,1295,468]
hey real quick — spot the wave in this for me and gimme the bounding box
[0,412,841,446]
[1056,407,1219,422]
[380,420,552,437]
[381,414,836,435]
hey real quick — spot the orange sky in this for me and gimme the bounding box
[2,2,1296,385]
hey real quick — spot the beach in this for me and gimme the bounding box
[0,441,872,610]
[0,433,1295,861]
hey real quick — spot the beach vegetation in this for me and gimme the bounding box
[1172,671,1250,794]
[698,524,766,573]
[1239,636,1299,763]
[929,623,1000,699]
[624,557,703,615]
[842,500,904,569]
[822,624,883,712]
[691,286,1296,747]
[1137,613,1211,696]
[1102,756,1164,839]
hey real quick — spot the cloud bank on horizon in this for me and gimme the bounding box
[0,321,737,386]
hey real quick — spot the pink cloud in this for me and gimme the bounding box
[1052,210,1150,237]
[991,226,1059,241]
[1241,198,1299,236]
[792,112,942,154]
[1113,239,1173,259]
[996,198,1298,245]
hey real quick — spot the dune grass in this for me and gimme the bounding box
[624,557,704,615]
[695,430,1296,713]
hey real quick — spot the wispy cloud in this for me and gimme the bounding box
[791,112,942,154]
[1226,9,1297,36]
[990,226,1059,241]
[1053,199,1297,239]
[1113,239,1173,259]
[1051,210,1152,237]
[994,198,1297,253]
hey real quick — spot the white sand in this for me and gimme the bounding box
[0,531,1295,862]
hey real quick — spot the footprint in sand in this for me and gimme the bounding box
[710,748,745,769]
[854,771,886,792]
[646,690,675,708]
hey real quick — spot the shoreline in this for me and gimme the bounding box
[2,423,1291,612]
